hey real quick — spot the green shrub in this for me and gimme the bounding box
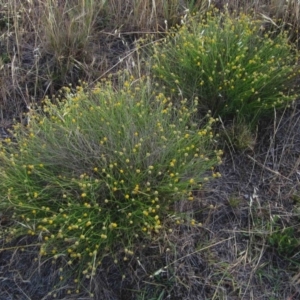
[0,74,222,282]
[152,9,300,126]
[268,226,300,258]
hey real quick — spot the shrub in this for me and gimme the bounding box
[268,215,300,259]
[268,227,300,258]
[0,74,222,283]
[152,9,300,127]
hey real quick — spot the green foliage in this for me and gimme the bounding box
[268,227,299,258]
[227,196,242,208]
[267,215,300,258]
[152,9,300,127]
[0,74,222,282]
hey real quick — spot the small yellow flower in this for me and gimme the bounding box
[109,222,117,229]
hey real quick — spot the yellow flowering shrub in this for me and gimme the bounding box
[152,9,300,127]
[0,75,222,284]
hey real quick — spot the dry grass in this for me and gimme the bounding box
[0,1,300,299]
[0,0,199,121]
